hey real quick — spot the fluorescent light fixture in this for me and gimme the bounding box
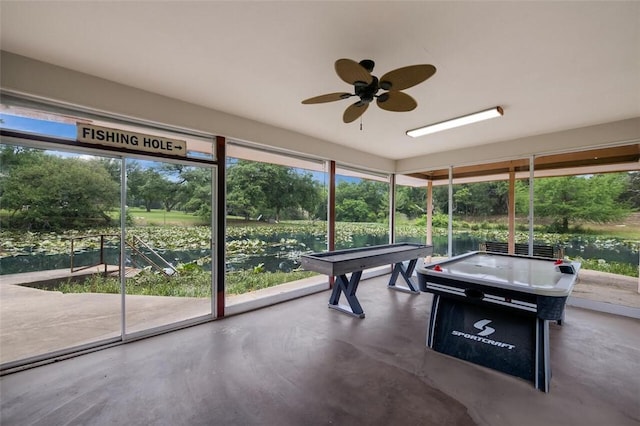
[407,106,504,138]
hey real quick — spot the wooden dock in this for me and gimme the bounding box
[2,265,123,287]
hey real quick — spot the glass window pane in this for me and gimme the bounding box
[334,167,390,250]
[393,177,428,246]
[224,150,328,311]
[124,159,213,334]
[0,144,122,364]
[532,167,639,309]
[1,99,217,366]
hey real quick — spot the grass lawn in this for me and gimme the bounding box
[579,212,640,240]
[452,213,640,241]
[122,208,209,226]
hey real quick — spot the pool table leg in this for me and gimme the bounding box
[388,258,420,294]
[328,271,365,318]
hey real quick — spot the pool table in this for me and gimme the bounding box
[301,243,433,318]
[416,251,581,392]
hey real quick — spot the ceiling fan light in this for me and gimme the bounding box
[407,106,504,138]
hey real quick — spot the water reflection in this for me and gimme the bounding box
[1,233,637,275]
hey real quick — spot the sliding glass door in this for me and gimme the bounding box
[0,144,123,364]
[124,158,214,335]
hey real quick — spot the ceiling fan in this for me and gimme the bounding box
[302,59,436,123]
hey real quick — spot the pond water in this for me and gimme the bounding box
[1,233,637,275]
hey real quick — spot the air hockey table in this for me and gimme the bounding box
[301,243,433,318]
[416,251,581,392]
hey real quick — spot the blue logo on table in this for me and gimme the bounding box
[451,318,516,350]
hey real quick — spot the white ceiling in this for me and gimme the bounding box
[1,1,639,161]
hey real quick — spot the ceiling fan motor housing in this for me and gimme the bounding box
[355,76,380,103]
[359,59,375,72]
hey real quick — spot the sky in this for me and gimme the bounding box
[0,113,76,138]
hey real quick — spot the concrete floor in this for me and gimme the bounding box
[0,269,327,365]
[2,264,638,365]
[1,274,639,426]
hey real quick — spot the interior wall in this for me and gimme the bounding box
[396,117,640,174]
[0,51,395,173]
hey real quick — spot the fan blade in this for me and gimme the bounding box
[302,92,353,104]
[376,91,417,112]
[379,64,436,91]
[335,59,373,86]
[343,101,369,123]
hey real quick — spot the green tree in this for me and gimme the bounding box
[620,172,640,209]
[1,145,46,202]
[136,169,170,212]
[396,185,426,219]
[125,162,212,216]
[0,145,45,172]
[452,186,473,215]
[314,187,328,220]
[227,161,268,220]
[451,182,512,217]
[1,152,119,230]
[534,174,630,232]
[514,179,531,215]
[160,180,184,212]
[179,168,212,218]
[125,162,146,208]
[486,181,510,215]
[336,198,374,222]
[226,160,322,221]
[335,179,388,222]
[94,158,121,183]
[432,186,449,214]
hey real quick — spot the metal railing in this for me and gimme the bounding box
[69,234,178,276]
[127,235,178,276]
[69,234,118,274]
